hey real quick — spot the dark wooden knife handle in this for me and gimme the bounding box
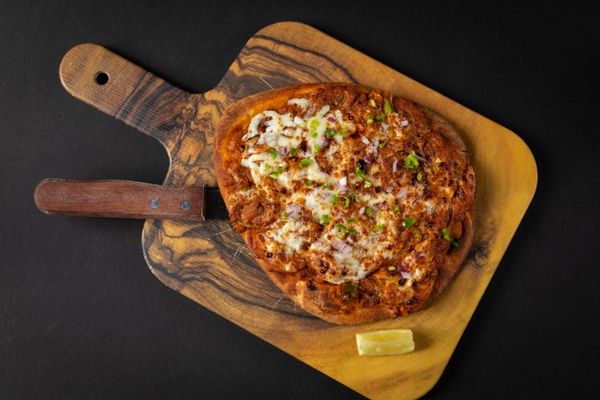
[34,179,205,221]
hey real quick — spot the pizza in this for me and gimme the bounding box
[214,83,475,325]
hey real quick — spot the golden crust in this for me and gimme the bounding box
[214,83,475,325]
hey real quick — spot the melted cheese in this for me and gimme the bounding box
[287,98,310,111]
[265,218,306,253]
[239,98,446,284]
[298,188,334,220]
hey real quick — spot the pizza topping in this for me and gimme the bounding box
[404,151,420,169]
[400,270,412,280]
[269,166,284,179]
[441,228,451,240]
[402,217,416,228]
[217,84,475,323]
[287,97,310,111]
[236,87,473,290]
[299,158,312,167]
[384,99,394,114]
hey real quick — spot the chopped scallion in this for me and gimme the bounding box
[442,228,451,240]
[402,217,416,228]
[332,193,340,206]
[355,165,367,181]
[325,128,346,138]
[310,118,319,138]
[299,158,312,167]
[269,166,284,178]
[404,151,419,169]
[336,223,356,237]
[384,99,394,114]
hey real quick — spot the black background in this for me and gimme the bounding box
[1,1,599,399]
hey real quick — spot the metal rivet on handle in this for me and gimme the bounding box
[181,200,191,211]
[150,198,160,209]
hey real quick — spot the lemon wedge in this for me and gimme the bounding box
[356,329,415,356]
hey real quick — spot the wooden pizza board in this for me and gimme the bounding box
[59,21,537,399]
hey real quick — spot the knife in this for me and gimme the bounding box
[34,178,226,221]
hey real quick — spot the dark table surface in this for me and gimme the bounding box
[1,1,598,399]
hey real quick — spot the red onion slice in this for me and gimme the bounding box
[400,271,412,279]
[332,239,352,255]
[415,153,427,162]
[278,147,289,156]
[287,203,302,219]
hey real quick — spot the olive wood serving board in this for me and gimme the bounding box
[59,22,537,399]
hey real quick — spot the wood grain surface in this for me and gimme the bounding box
[58,22,537,399]
[34,179,205,220]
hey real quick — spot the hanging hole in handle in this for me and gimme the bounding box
[94,71,109,85]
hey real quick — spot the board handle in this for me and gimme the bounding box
[34,179,205,221]
[59,43,189,146]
